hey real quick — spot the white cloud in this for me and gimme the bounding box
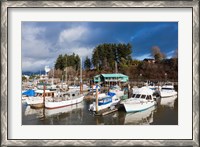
[57,26,94,58]
[22,57,53,72]
[166,50,175,58]
[22,24,94,72]
[59,26,88,43]
[22,25,56,71]
[134,53,151,60]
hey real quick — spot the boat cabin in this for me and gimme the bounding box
[132,87,154,100]
[161,87,174,90]
[61,91,81,99]
[98,97,112,106]
[35,90,55,97]
[132,94,153,100]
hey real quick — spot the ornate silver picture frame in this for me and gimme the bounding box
[1,1,199,146]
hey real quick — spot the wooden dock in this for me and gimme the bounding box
[95,108,118,116]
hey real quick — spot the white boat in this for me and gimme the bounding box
[124,105,156,125]
[109,85,124,98]
[121,87,158,113]
[25,90,56,108]
[45,102,84,117]
[68,84,89,91]
[45,90,84,109]
[160,95,178,108]
[89,92,120,112]
[89,85,101,92]
[160,82,177,98]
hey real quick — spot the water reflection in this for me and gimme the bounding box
[25,106,43,118]
[124,106,156,125]
[45,102,84,117]
[23,96,178,125]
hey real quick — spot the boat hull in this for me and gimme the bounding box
[89,95,120,112]
[45,96,84,109]
[45,102,84,116]
[160,91,177,98]
[26,97,43,105]
[30,103,44,109]
[160,95,177,107]
[123,99,156,113]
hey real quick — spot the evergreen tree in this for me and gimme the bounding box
[84,56,91,70]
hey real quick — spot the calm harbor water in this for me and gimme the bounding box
[22,96,178,125]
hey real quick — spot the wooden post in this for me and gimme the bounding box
[43,84,46,102]
[95,85,98,113]
[80,82,83,94]
[43,83,46,107]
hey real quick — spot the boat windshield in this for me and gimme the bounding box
[141,95,146,99]
[162,88,173,90]
[63,93,70,97]
[132,94,136,98]
[146,95,152,100]
[36,93,42,96]
[135,94,141,98]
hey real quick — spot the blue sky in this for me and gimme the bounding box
[22,22,178,72]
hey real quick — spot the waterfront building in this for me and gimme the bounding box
[143,58,155,64]
[94,73,129,85]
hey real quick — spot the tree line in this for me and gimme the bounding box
[53,43,178,82]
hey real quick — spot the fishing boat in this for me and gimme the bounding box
[25,89,56,108]
[22,89,36,102]
[68,84,89,91]
[160,82,177,98]
[88,92,120,112]
[45,90,84,109]
[121,86,158,113]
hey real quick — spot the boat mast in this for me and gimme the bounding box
[65,57,68,88]
[52,67,54,86]
[80,57,83,94]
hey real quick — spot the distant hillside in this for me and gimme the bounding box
[22,70,45,75]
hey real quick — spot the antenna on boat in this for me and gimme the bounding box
[115,60,118,86]
[95,85,98,113]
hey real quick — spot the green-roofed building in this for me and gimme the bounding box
[94,75,101,83]
[93,73,129,84]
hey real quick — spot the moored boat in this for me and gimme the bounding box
[160,95,178,108]
[26,90,56,108]
[68,84,89,91]
[121,87,158,113]
[88,92,120,112]
[45,90,84,109]
[160,82,177,98]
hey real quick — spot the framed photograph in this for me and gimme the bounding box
[1,0,199,146]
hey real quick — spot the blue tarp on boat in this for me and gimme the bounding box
[22,89,35,96]
[107,92,116,97]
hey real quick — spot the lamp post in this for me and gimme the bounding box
[165,73,167,83]
[139,73,142,86]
